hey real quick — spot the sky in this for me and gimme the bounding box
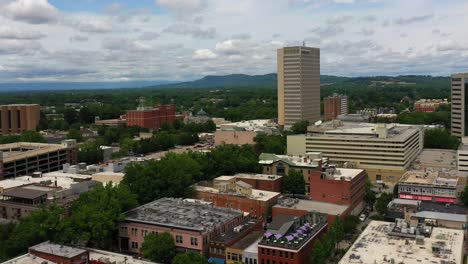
[0,0,467,83]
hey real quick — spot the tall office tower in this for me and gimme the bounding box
[0,104,40,135]
[324,93,349,120]
[451,73,468,137]
[277,46,320,127]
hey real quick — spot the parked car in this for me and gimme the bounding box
[359,214,367,222]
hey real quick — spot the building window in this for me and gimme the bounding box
[376,175,382,181]
[277,163,286,175]
[290,253,294,259]
[261,248,265,255]
[176,235,183,244]
[190,237,198,246]
[131,228,138,236]
[285,252,288,258]
[279,251,283,258]
[141,230,148,237]
[131,242,139,249]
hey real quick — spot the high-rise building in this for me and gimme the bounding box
[0,104,40,135]
[451,73,468,137]
[277,46,320,126]
[324,93,349,120]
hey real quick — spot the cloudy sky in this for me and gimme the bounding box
[0,0,467,83]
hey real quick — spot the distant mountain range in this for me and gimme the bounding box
[0,74,449,92]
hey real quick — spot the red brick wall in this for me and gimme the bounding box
[324,97,341,121]
[195,191,279,219]
[258,224,327,264]
[126,105,179,130]
[29,249,89,264]
[309,170,365,212]
[235,178,282,193]
[272,206,349,229]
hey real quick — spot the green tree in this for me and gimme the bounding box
[190,144,260,181]
[67,128,83,142]
[58,184,138,248]
[1,205,63,260]
[123,153,201,204]
[282,169,305,195]
[311,240,326,264]
[120,137,139,155]
[63,108,79,125]
[364,176,376,206]
[78,141,104,164]
[141,233,175,264]
[460,186,468,206]
[343,215,359,234]
[254,134,286,154]
[172,252,209,264]
[375,192,394,216]
[78,107,95,124]
[290,120,310,134]
[424,128,460,150]
[19,131,46,143]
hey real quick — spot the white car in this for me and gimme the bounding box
[359,214,366,222]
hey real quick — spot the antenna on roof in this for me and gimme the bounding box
[302,40,306,47]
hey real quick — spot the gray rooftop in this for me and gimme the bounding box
[274,198,349,215]
[124,198,243,232]
[29,241,87,259]
[3,187,48,200]
[415,211,467,223]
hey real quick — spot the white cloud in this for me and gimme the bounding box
[65,18,113,33]
[156,0,205,14]
[194,49,217,59]
[0,0,467,82]
[333,0,354,4]
[3,0,59,24]
[0,26,45,39]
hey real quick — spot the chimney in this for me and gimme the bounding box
[376,123,388,139]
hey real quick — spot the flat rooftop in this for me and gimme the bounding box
[258,152,328,168]
[412,148,457,169]
[229,230,263,250]
[322,167,364,181]
[307,121,419,141]
[124,198,243,232]
[212,219,259,244]
[338,221,464,264]
[234,173,282,181]
[219,119,276,131]
[0,254,52,264]
[30,242,86,259]
[195,185,280,202]
[0,142,69,163]
[0,172,91,191]
[274,198,349,216]
[399,170,458,187]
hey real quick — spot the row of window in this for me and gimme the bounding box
[261,259,290,264]
[124,227,199,246]
[260,248,295,259]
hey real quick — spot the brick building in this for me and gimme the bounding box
[310,165,366,215]
[273,198,352,228]
[119,198,244,255]
[209,219,262,264]
[2,241,156,264]
[258,212,328,264]
[195,178,280,219]
[126,104,183,130]
[0,104,40,135]
[259,152,328,194]
[414,99,448,112]
[214,174,283,193]
[324,94,349,121]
